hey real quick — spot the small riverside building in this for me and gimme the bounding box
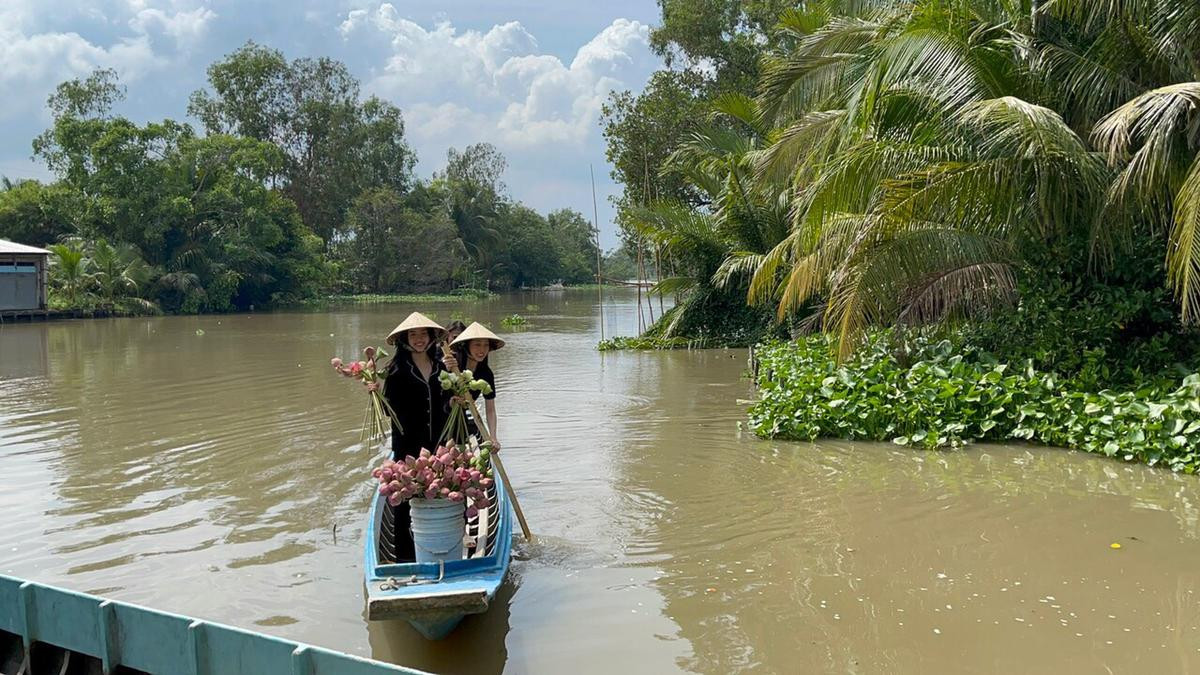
[0,239,50,311]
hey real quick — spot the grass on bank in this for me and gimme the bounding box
[748,333,1200,473]
[597,335,717,351]
[295,289,492,307]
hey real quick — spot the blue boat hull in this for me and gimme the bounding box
[363,467,513,639]
[0,574,426,674]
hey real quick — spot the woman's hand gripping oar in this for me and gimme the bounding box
[442,342,534,542]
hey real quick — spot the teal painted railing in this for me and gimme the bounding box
[0,575,428,674]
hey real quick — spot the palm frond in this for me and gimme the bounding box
[649,275,698,297]
[713,251,765,289]
[897,262,1017,324]
[1093,82,1200,218]
[1168,153,1200,323]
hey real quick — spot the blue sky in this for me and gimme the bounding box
[0,1,663,248]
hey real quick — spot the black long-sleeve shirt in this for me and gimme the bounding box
[382,349,449,459]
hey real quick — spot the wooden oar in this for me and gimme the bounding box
[443,345,534,542]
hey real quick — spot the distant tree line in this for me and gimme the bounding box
[0,42,603,313]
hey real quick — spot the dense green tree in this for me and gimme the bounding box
[498,205,561,288]
[650,0,799,93]
[341,187,465,292]
[437,143,511,286]
[601,71,709,224]
[547,208,600,284]
[0,179,82,247]
[189,42,415,245]
[31,71,329,312]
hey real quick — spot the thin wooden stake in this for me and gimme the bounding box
[656,246,664,315]
[591,165,604,342]
[636,243,644,332]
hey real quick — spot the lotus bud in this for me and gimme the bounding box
[331,357,343,368]
[466,506,479,518]
[440,487,450,497]
[448,491,463,502]
[480,477,493,488]
[387,492,403,507]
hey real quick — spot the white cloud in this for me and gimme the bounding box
[129,7,217,47]
[338,5,657,246]
[343,5,655,162]
[0,1,215,122]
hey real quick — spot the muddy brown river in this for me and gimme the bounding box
[3,289,1200,673]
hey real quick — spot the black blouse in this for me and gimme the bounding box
[382,349,449,459]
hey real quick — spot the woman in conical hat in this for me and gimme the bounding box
[442,321,504,451]
[367,311,449,562]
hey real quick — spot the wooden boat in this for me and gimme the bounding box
[0,574,425,675]
[363,467,513,639]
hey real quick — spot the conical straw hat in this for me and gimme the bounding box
[386,311,446,345]
[450,321,505,350]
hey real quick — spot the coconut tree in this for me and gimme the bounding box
[90,239,155,309]
[631,93,793,340]
[47,242,92,306]
[1036,0,1200,322]
[743,1,1112,356]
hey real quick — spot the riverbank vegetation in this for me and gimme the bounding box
[749,332,1200,473]
[1,43,604,315]
[601,0,1200,465]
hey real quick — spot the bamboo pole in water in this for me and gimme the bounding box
[591,165,604,342]
[656,246,664,315]
[636,242,645,333]
[645,244,656,325]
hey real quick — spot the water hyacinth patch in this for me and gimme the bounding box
[748,333,1200,473]
[372,441,495,518]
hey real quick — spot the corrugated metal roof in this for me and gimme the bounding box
[0,239,51,254]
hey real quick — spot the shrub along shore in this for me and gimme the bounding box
[748,333,1200,473]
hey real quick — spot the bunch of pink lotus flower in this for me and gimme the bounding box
[372,440,494,518]
[331,346,400,451]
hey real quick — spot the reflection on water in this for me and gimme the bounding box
[3,290,1200,673]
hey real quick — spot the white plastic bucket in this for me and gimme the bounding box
[408,498,465,563]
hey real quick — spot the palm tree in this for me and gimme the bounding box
[631,94,792,340]
[1040,1,1200,322]
[47,243,92,306]
[90,239,153,306]
[745,3,1065,354]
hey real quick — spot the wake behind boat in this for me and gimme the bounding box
[363,467,513,639]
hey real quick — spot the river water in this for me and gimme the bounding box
[3,289,1200,674]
